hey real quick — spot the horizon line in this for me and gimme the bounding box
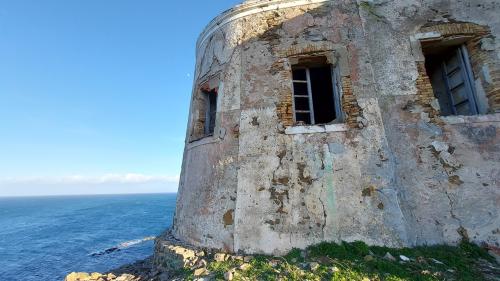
[0,192,177,199]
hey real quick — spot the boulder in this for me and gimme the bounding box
[364,255,374,262]
[309,262,320,271]
[329,266,340,273]
[115,274,135,281]
[243,256,254,262]
[193,268,209,276]
[89,272,102,280]
[214,253,227,262]
[224,270,234,280]
[384,252,396,261]
[239,263,251,271]
[400,255,410,262]
[65,272,90,281]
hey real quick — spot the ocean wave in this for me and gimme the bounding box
[90,236,156,257]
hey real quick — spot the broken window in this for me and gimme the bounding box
[190,86,218,142]
[203,89,217,135]
[424,44,480,116]
[291,57,343,125]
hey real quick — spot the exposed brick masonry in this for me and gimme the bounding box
[415,62,439,118]
[341,76,363,128]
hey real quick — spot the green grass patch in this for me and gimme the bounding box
[184,241,496,281]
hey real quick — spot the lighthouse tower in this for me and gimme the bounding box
[171,0,500,255]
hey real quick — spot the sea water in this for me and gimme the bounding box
[0,193,176,281]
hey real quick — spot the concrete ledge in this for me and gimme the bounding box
[440,113,500,125]
[187,135,219,150]
[153,230,206,278]
[285,123,348,135]
[153,230,254,279]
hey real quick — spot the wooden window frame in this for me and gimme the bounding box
[440,45,479,115]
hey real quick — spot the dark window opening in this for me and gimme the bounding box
[204,89,217,135]
[291,60,342,125]
[424,44,479,116]
[310,66,336,124]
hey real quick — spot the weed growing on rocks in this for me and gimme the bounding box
[182,241,498,281]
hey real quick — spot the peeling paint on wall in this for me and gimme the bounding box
[171,0,500,255]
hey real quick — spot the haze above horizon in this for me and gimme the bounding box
[0,0,241,196]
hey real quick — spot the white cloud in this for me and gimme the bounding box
[0,174,179,185]
[0,174,180,196]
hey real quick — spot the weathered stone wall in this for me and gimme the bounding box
[360,0,500,249]
[172,19,243,251]
[171,0,500,256]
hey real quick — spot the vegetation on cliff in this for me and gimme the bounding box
[184,241,499,281]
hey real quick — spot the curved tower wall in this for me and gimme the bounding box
[173,0,500,255]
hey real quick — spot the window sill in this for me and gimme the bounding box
[187,134,219,149]
[440,113,500,125]
[285,123,348,135]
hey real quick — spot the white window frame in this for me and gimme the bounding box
[291,64,344,125]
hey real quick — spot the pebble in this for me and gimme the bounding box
[239,263,251,271]
[193,259,208,269]
[232,255,244,261]
[194,268,209,276]
[309,262,320,271]
[300,250,307,259]
[431,258,444,265]
[89,272,102,280]
[214,253,227,262]
[65,272,90,281]
[268,259,280,267]
[115,274,134,281]
[400,255,410,262]
[384,252,396,261]
[316,256,332,265]
[330,266,340,273]
[243,255,254,262]
[224,270,234,280]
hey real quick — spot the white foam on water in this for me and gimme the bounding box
[90,236,156,256]
[118,236,156,248]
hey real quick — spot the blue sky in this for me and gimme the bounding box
[0,0,241,196]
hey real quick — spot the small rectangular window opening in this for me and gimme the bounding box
[203,89,218,135]
[291,57,343,125]
[423,43,480,116]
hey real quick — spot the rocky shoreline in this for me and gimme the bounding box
[64,230,207,281]
[65,257,154,281]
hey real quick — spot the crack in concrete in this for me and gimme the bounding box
[444,189,467,241]
[319,197,327,237]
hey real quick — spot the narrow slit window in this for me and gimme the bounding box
[204,89,218,135]
[291,63,343,125]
